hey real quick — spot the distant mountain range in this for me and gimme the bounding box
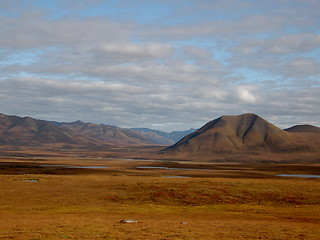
[0,113,193,147]
[0,113,319,156]
[164,113,320,155]
[130,128,196,144]
[0,113,100,146]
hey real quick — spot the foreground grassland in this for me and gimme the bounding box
[0,155,319,239]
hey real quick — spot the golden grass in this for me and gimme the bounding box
[0,146,319,239]
[0,170,319,240]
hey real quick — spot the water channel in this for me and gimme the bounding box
[136,166,211,171]
[277,174,320,178]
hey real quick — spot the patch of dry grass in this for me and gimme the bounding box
[0,171,319,239]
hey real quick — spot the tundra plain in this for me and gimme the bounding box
[0,147,319,240]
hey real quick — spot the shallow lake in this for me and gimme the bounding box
[137,166,211,171]
[18,179,40,182]
[161,176,191,178]
[40,165,108,169]
[277,174,320,179]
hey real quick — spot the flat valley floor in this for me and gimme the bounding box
[0,147,319,240]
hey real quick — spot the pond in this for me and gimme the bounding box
[277,174,320,179]
[161,176,191,178]
[39,164,108,169]
[18,179,40,182]
[136,166,211,171]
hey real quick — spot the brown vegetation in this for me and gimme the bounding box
[0,113,319,238]
[0,149,319,239]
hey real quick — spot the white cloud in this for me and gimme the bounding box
[235,34,320,56]
[181,45,212,60]
[100,43,172,59]
[1,75,319,131]
[0,0,319,131]
[281,58,320,78]
[266,34,320,54]
[0,15,135,49]
[236,86,257,104]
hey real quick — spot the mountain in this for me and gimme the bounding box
[0,113,101,146]
[130,128,175,145]
[169,129,197,142]
[131,128,196,144]
[1,113,319,153]
[0,113,193,147]
[56,121,166,146]
[164,113,320,154]
[284,125,320,133]
[284,124,320,152]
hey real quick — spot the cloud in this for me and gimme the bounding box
[0,15,135,49]
[142,15,284,41]
[265,34,320,54]
[281,58,320,78]
[0,0,319,131]
[99,43,173,59]
[2,75,318,131]
[234,33,320,56]
[235,85,259,104]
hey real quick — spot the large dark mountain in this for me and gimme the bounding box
[164,113,320,154]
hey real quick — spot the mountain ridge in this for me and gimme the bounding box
[56,121,163,145]
[0,113,193,147]
[284,124,320,133]
[0,114,101,146]
[0,113,319,154]
[131,127,196,144]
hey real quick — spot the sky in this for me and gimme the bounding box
[0,0,319,132]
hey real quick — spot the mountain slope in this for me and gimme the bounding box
[1,113,319,151]
[0,114,101,146]
[285,125,320,133]
[164,113,319,154]
[131,128,196,144]
[284,124,320,152]
[0,113,188,146]
[56,121,167,146]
